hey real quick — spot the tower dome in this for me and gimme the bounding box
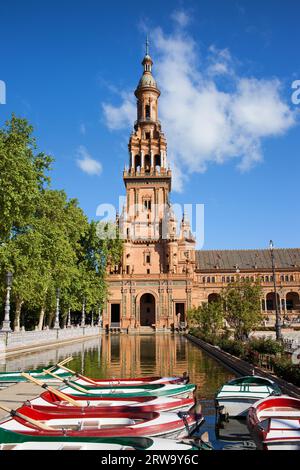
[135,38,159,95]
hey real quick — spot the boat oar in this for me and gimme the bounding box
[21,372,82,407]
[40,357,73,377]
[42,368,90,394]
[54,363,99,386]
[0,403,54,431]
[55,356,73,368]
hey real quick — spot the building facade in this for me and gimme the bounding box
[103,50,300,332]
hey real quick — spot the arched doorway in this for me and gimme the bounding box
[208,293,221,303]
[286,292,300,311]
[266,292,280,310]
[140,293,155,326]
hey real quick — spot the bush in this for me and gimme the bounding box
[218,338,248,359]
[271,357,300,386]
[249,337,284,355]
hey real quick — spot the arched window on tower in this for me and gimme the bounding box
[144,154,151,173]
[135,154,141,172]
[154,154,161,171]
[145,104,150,120]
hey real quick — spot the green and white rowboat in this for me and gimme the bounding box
[215,375,282,418]
[0,365,71,384]
[59,382,196,399]
[0,428,210,450]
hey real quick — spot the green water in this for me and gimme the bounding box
[68,334,234,399]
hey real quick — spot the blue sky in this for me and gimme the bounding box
[0,0,299,250]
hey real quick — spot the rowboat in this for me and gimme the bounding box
[0,408,203,440]
[53,363,189,386]
[247,395,300,450]
[70,374,188,386]
[0,427,211,450]
[59,382,196,399]
[0,365,71,384]
[24,390,196,413]
[72,376,188,387]
[41,360,190,386]
[215,375,282,418]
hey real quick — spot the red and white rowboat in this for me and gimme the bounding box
[72,374,189,386]
[24,390,195,414]
[247,395,300,450]
[0,408,202,440]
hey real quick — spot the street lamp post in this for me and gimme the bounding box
[269,240,282,341]
[67,307,71,328]
[1,272,13,332]
[53,288,60,329]
[98,306,102,328]
[81,297,86,327]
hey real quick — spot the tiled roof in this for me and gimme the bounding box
[195,248,300,272]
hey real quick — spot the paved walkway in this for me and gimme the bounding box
[0,382,41,419]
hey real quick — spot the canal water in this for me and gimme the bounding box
[1,334,255,450]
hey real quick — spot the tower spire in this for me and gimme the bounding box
[146,35,149,56]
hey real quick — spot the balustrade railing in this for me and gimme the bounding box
[0,325,102,351]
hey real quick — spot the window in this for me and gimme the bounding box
[285,275,289,282]
[145,132,150,139]
[145,105,150,119]
[146,254,151,264]
[226,276,230,283]
[212,277,216,283]
[290,275,294,282]
[126,265,130,275]
[280,275,284,281]
[144,199,151,211]
[207,277,211,283]
[147,269,150,274]
[222,276,225,282]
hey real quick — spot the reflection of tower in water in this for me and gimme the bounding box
[100,334,191,378]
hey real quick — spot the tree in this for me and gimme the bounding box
[0,115,123,331]
[223,278,263,340]
[187,300,223,335]
[0,115,52,243]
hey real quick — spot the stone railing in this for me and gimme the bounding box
[0,325,102,353]
[0,336,102,371]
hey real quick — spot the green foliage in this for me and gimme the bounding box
[223,279,263,340]
[0,115,52,242]
[217,337,248,359]
[0,115,123,330]
[271,357,300,386]
[249,336,284,355]
[187,300,223,335]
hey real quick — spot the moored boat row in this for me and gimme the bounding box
[0,358,210,451]
[215,374,300,450]
[2,358,299,450]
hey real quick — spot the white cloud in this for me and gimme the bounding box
[76,145,102,176]
[79,123,86,135]
[102,92,135,130]
[171,10,190,28]
[101,16,297,191]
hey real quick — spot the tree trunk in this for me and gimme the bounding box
[38,306,45,331]
[47,311,55,328]
[14,298,24,332]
